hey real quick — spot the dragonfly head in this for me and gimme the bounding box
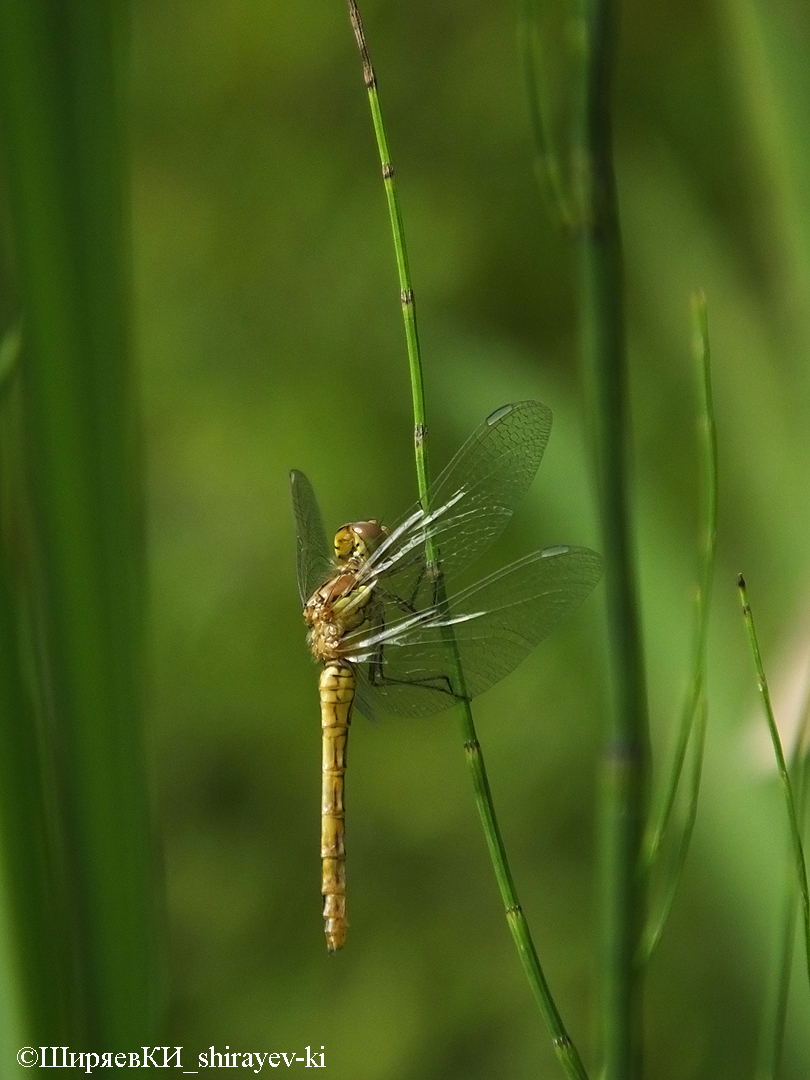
[334,520,388,567]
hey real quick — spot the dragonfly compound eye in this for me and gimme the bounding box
[334,520,389,562]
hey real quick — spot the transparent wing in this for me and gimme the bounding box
[428,400,553,577]
[355,400,553,611]
[346,545,602,719]
[290,469,333,604]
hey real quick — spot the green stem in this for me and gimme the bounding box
[738,577,810,991]
[578,0,649,1075]
[345,0,429,506]
[345,5,589,1077]
[458,694,589,1080]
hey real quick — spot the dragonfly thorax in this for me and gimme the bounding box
[304,520,386,665]
[304,571,377,665]
[334,520,388,569]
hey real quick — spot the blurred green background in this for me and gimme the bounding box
[127,0,810,1076]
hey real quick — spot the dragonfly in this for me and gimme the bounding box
[290,400,602,951]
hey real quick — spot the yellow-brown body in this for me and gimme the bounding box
[318,662,355,952]
[303,519,386,951]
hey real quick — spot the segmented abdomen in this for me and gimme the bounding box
[319,661,355,951]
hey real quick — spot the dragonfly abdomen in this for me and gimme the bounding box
[320,661,355,952]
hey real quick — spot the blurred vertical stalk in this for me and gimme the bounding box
[518,0,578,231]
[0,0,157,1048]
[577,0,650,1076]
[716,0,810,350]
[0,373,67,1056]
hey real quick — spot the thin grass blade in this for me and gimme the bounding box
[518,0,582,229]
[738,577,810,992]
[755,677,810,1079]
[641,293,716,960]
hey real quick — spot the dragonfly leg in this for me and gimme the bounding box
[405,562,429,610]
[367,634,462,702]
[379,585,419,616]
[377,557,436,616]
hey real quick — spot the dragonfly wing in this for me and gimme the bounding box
[345,545,602,718]
[290,469,333,604]
[352,673,380,723]
[428,400,553,578]
[359,401,554,592]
